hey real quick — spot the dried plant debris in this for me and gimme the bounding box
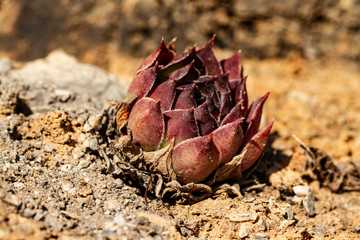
[294,135,360,192]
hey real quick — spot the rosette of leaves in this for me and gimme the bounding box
[115,36,273,201]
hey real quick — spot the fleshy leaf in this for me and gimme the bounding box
[148,79,176,111]
[196,36,223,76]
[220,100,244,126]
[206,96,220,123]
[159,47,197,80]
[194,101,218,136]
[214,74,230,95]
[243,92,270,146]
[219,91,232,122]
[194,53,206,75]
[163,108,199,146]
[230,76,248,115]
[136,40,175,74]
[128,98,164,151]
[195,76,216,97]
[221,51,241,80]
[127,64,159,101]
[173,84,196,109]
[172,134,220,183]
[213,118,243,165]
[241,121,274,171]
[169,61,200,86]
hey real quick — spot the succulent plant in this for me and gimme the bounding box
[119,36,273,185]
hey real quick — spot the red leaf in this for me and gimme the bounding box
[241,121,274,171]
[230,76,248,116]
[194,101,218,136]
[169,61,200,86]
[173,84,196,109]
[136,39,175,74]
[196,35,223,76]
[219,90,232,122]
[243,92,270,146]
[221,51,242,80]
[126,64,159,101]
[128,98,164,151]
[213,118,243,165]
[159,47,197,79]
[163,108,199,146]
[220,100,244,126]
[172,134,220,183]
[148,79,176,111]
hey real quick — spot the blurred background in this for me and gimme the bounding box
[0,0,359,76]
[1,0,360,162]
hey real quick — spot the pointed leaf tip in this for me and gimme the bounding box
[241,120,274,172]
[136,40,175,74]
[243,91,270,146]
[126,63,159,101]
[197,36,223,76]
[221,52,241,80]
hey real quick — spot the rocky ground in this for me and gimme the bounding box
[0,50,359,239]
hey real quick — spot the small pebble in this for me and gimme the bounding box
[292,195,302,203]
[58,201,66,210]
[293,185,312,197]
[0,57,11,74]
[54,89,72,102]
[72,151,85,160]
[257,218,267,231]
[78,133,87,143]
[238,223,251,238]
[179,226,193,237]
[60,164,72,172]
[82,139,90,150]
[303,193,317,217]
[308,226,328,236]
[250,233,267,239]
[88,115,103,131]
[34,209,45,221]
[44,145,53,153]
[60,181,73,192]
[137,215,149,226]
[89,138,98,151]
[2,192,22,207]
[83,123,93,132]
[226,213,258,223]
[13,182,25,189]
[23,208,36,218]
[285,205,294,220]
[354,134,360,147]
[45,214,63,231]
[113,214,126,227]
[33,141,42,149]
[279,219,296,229]
[77,159,90,169]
